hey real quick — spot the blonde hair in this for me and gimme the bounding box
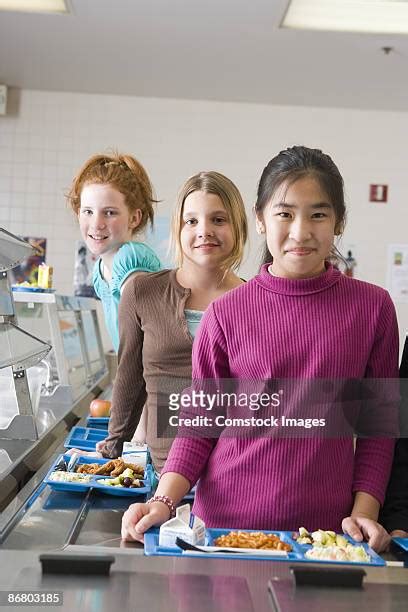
[67,152,156,233]
[170,171,247,271]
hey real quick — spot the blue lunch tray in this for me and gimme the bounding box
[12,286,55,293]
[65,428,150,466]
[64,426,108,450]
[392,537,408,552]
[144,528,385,566]
[86,416,109,429]
[43,489,141,511]
[43,490,86,511]
[44,454,152,497]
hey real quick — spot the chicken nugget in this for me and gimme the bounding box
[76,463,98,474]
[111,459,126,477]
[95,460,115,475]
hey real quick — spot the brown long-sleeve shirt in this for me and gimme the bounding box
[100,269,193,471]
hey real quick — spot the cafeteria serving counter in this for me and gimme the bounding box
[0,261,110,511]
[0,548,406,612]
[0,441,407,612]
[0,382,109,512]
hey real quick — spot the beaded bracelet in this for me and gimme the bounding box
[147,494,176,518]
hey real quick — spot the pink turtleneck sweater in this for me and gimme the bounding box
[162,264,399,532]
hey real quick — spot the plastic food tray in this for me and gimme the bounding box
[86,416,109,429]
[43,489,138,511]
[12,286,55,293]
[64,426,108,450]
[43,490,86,511]
[144,528,385,566]
[44,454,152,497]
[392,537,408,552]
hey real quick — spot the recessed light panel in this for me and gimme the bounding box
[282,0,408,34]
[0,0,68,14]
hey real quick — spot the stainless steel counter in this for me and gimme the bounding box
[0,546,407,612]
[1,458,407,612]
[0,380,109,512]
[1,381,407,612]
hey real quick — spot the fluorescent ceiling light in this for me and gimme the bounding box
[0,0,68,13]
[282,0,408,34]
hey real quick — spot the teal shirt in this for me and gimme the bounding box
[184,308,204,339]
[93,242,161,352]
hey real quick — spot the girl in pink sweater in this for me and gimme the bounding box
[121,146,399,552]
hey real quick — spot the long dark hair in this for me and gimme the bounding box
[254,146,347,265]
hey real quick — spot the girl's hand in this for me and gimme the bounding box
[65,448,102,458]
[95,439,107,453]
[342,516,391,552]
[390,529,408,538]
[121,502,171,543]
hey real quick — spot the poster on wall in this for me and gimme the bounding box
[9,236,46,285]
[73,240,97,298]
[387,244,408,303]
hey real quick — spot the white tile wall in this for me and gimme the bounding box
[0,89,408,352]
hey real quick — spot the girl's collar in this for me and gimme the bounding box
[99,241,132,284]
[256,262,342,295]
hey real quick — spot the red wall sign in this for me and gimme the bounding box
[369,184,388,202]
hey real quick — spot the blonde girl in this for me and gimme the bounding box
[98,172,247,471]
[93,171,248,469]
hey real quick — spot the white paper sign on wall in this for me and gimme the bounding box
[0,85,7,115]
[387,244,408,303]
